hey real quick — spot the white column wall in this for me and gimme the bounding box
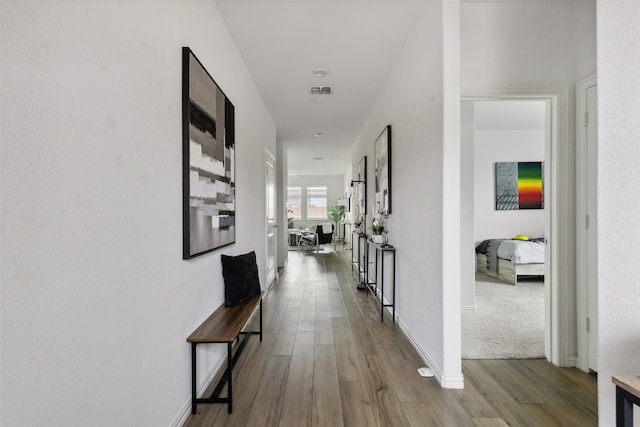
[597,0,640,423]
[351,1,463,387]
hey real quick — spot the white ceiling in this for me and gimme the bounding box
[215,0,592,176]
[215,0,427,176]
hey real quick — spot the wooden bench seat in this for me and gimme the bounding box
[187,292,263,414]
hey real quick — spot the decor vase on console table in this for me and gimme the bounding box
[372,234,385,244]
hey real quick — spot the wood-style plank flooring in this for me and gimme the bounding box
[184,245,597,426]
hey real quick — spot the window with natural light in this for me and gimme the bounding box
[307,186,328,219]
[287,186,302,220]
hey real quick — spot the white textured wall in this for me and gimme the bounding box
[461,2,596,89]
[351,2,463,387]
[473,129,545,243]
[0,2,275,426]
[597,0,640,423]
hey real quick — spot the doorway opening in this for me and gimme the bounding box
[461,88,567,365]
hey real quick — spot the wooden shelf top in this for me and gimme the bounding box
[612,376,640,398]
[187,292,263,343]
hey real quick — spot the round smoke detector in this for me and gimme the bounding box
[312,68,329,78]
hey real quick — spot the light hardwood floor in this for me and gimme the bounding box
[184,245,597,426]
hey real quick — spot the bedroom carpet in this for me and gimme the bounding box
[462,273,544,359]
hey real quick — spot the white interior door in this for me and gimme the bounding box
[265,150,278,288]
[577,75,598,373]
[585,82,598,373]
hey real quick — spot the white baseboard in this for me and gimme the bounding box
[395,316,464,389]
[170,351,226,427]
[461,304,477,313]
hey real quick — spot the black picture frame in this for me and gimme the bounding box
[495,161,544,211]
[374,125,392,215]
[182,47,236,259]
[354,156,367,220]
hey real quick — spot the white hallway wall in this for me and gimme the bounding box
[351,2,463,386]
[0,2,275,426]
[598,0,640,423]
[353,0,595,384]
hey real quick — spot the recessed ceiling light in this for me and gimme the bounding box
[314,132,324,138]
[312,68,329,78]
[312,157,324,160]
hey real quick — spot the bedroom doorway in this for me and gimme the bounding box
[461,90,565,364]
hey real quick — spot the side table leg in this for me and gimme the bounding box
[393,251,396,322]
[227,342,233,414]
[191,343,197,414]
[380,249,384,321]
[617,387,634,427]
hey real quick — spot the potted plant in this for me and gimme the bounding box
[370,212,387,244]
[353,216,363,234]
[327,203,346,236]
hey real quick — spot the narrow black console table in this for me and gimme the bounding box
[365,242,396,322]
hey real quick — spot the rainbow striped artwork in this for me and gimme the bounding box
[495,162,544,210]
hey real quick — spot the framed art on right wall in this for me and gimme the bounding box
[374,125,392,214]
[353,156,367,222]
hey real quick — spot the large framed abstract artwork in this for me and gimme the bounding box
[182,47,236,259]
[495,161,544,210]
[374,125,391,215]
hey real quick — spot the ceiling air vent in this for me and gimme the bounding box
[309,86,332,95]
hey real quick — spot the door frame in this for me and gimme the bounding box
[576,74,598,372]
[265,149,278,289]
[462,85,569,366]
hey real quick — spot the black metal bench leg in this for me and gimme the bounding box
[191,342,197,414]
[227,341,233,414]
[260,299,263,342]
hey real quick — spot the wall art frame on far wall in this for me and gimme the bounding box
[495,161,544,210]
[374,125,392,215]
[182,47,236,259]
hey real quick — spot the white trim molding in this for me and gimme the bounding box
[396,317,465,389]
[575,74,598,373]
[462,85,572,367]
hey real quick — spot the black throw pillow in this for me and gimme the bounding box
[221,251,261,306]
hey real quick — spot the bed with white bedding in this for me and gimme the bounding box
[475,238,545,285]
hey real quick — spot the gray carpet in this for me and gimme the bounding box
[462,273,544,359]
